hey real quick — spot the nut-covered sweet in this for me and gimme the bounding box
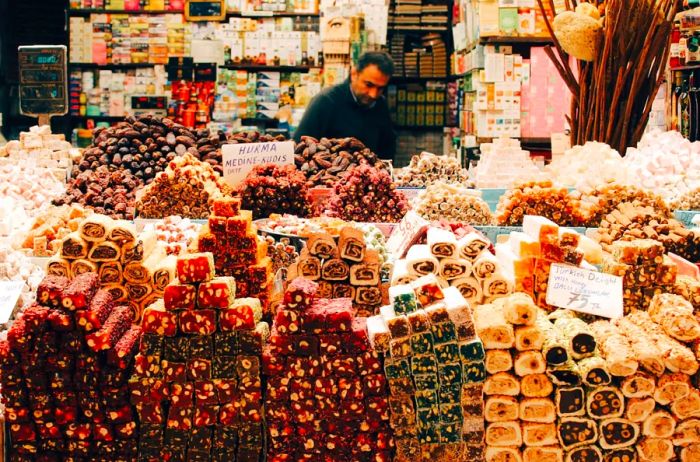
[238,163,312,220]
[414,181,493,224]
[573,183,671,226]
[395,152,469,187]
[496,180,584,226]
[326,164,408,223]
[295,136,389,187]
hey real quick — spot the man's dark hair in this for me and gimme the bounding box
[356,51,395,77]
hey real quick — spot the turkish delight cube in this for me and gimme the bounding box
[416,389,439,408]
[133,354,163,378]
[363,374,387,396]
[214,331,238,356]
[220,298,262,331]
[323,355,358,377]
[238,322,269,355]
[179,309,216,335]
[386,315,411,338]
[163,361,187,382]
[213,355,237,379]
[414,374,440,391]
[389,336,412,358]
[318,334,343,356]
[411,331,435,355]
[212,197,241,218]
[139,333,164,356]
[215,378,239,403]
[194,404,219,427]
[440,421,462,443]
[61,273,99,310]
[434,342,459,364]
[431,322,457,344]
[176,253,215,284]
[459,339,485,361]
[356,350,382,376]
[438,363,463,384]
[77,289,114,332]
[284,277,318,310]
[136,402,164,424]
[188,336,213,359]
[324,301,355,332]
[197,277,236,309]
[86,305,133,351]
[141,303,178,337]
[164,283,197,311]
[388,377,415,395]
[169,382,194,408]
[463,361,487,383]
[412,354,438,375]
[187,359,212,380]
[165,428,189,450]
[456,322,476,341]
[167,405,193,431]
[407,310,430,333]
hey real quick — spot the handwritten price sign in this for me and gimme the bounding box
[0,280,25,325]
[546,263,623,319]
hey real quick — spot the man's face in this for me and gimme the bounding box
[350,64,391,108]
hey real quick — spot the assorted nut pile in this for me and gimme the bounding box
[673,187,700,211]
[238,163,312,220]
[496,180,584,226]
[414,182,493,225]
[326,163,409,223]
[395,152,469,187]
[136,153,231,219]
[54,166,141,220]
[574,182,671,226]
[294,136,388,187]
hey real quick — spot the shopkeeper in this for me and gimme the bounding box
[293,51,397,160]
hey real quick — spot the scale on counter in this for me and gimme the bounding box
[18,45,68,125]
[131,96,169,118]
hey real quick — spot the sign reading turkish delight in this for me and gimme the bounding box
[546,263,623,319]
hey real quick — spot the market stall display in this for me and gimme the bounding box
[413,182,493,224]
[496,180,584,226]
[326,164,409,223]
[288,226,384,317]
[294,136,389,187]
[19,204,92,257]
[132,252,268,461]
[0,274,140,460]
[395,152,469,188]
[238,163,312,220]
[265,277,392,461]
[197,198,275,317]
[54,166,142,220]
[47,214,174,321]
[136,153,232,219]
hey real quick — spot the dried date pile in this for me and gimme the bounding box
[136,153,232,219]
[294,136,388,187]
[53,166,141,220]
[76,115,229,183]
[227,131,286,144]
[238,163,312,220]
[326,163,408,223]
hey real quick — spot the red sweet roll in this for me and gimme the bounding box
[179,309,217,335]
[47,309,74,332]
[22,303,52,331]
[163,282,197,311]
[212,197,242,218]
[85,305,132,352]
[61,272,100,310]
[107,325,142,369]
[6,318,32,352]
[36,275,69,307]
[37,421,63,440]
[176,252,215,284]
[76,289,115,332]
[169,382,194,408]
[283,277,318,311]
[197,277,236,310]
[141,301,178,336]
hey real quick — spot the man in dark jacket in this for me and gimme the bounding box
[293,51,396,160]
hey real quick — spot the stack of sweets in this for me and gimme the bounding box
[496,215,601,310]
[601,239,678,314]
[369,277,487,460]
[392,227,513,307]
[495,180,585,226]
[264,278,393,461]
[475,293,564,462]
[0,273,140,459]
[672,275,700,311]
[131,252,269,461]
[289,226,384,317]
[573,183,671,227]
[198,198,274,317]
[47,213,176,322]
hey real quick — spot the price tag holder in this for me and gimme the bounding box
[185,0,226,21]
[546,263,623,319]
[221,141,295,187]
[386,211,429,259]
[0,281,25,326]
[18,45,68,124]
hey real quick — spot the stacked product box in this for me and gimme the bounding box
[0,273,141,459]
[131,252,269,461]
[264,277,393,461]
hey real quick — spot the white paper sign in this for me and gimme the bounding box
[222,141,295,187]
[0,281,25,325]
[386,211,429,259]
[546,263,623,319]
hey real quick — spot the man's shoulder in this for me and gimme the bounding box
[314,81,349,103]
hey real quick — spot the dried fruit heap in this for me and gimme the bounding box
[0,273,140,459]
[131,252,269,461]
[327,163,409,223]
[295,136,389,187]
[238,163,312,220]
[198,198,274,317]
[264,277,392,461]
[136,153,233,219]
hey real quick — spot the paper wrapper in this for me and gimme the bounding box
[589,321,638,377]
[458,233,490,261]
[108,219,137,244]
[625,397,656,423]
[523,446,563,462]
[520,374,553,398]
[338,226,365,262]
[520,398,556,423]
[598,418,640,450]
[98,261,123,284]
[578,355,611,387]
[307,232,337,259]
[88,240,122,262]
[298,255,322,281]
[474,303,515,350]
[484,372,520,396]
[79,213,112,242]
[557,417,598,450]
[473,251,498,280]
[586,387,625,420]
[153,255,177,292]
[406,244,439,276]
[427,227,457,258]
[47,256,71,278]
[440,257,471,280]
[563,446,602,462]
[392,259,418,286]
[556,387,586,417]
[321,258,350,281]
[61,232,88,260]
[642,411,676,439]
[451,276,483,306]
[522,422,558,446]
[71,259,97,276]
